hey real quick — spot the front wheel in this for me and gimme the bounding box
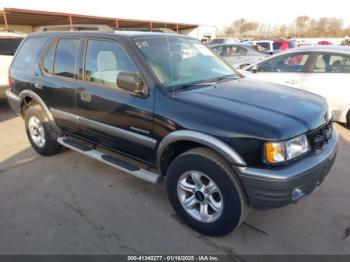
[166,147,248,236]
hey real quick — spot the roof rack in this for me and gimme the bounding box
[36,24,114,32]
[117,27,177,34]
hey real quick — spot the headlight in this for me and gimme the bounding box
[265,135,310,164]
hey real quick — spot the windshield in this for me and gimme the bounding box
[134,36,237,87]
[0,38,23,56]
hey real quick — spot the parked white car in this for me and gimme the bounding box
[0,29,25,98]
[242,46,350,126]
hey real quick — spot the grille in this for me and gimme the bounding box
[307,121,333,151]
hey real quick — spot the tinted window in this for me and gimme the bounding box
[53,39,79,78]
[312,54,350,73]
[42,41,56,74]
[12,37,44,70]
[0,38,23,55]
[259,53,310,73]
[257,42,270,50]
[84,40,139,87]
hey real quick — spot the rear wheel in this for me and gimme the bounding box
[25,105,62,156]
[347,110,350,129]
[166,147,248,236]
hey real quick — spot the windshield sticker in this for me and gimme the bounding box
[135,41,150,49]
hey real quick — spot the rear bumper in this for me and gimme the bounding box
[237,129,338,209]
[5,89,21,114]
[0,85,8,98]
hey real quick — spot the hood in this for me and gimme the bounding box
[176,77,328,141]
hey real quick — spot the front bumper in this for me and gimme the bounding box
[5,89,22,114]
[237,129,338,209]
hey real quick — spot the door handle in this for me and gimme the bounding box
[80,91,92,102]
[34,80,42,89]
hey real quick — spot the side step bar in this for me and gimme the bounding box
[57,137,162,184]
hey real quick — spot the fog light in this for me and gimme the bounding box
[291,187,305,201]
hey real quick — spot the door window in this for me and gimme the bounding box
[259,53,310,72]
[256,42,270,51]
[53,38,80,79]
[84,40,139,88]
[0,38,23,56]
[312,54,350,73]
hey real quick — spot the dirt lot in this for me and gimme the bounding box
[0,100,349,255]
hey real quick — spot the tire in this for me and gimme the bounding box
[347,111,350,129]
[24,104,62,156]
[166,147,249,236]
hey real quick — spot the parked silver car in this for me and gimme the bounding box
[242,46,350,126]
[210,43,268,69]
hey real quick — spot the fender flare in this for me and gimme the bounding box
[157,130,247,170]
[19,90,60,131]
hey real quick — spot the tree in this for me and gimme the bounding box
[295,16,310,37]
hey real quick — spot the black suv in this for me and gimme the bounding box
[6,31,338,236]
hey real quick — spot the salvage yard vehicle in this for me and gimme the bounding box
[6,31,338,236]
[210,43,267,69]
[0,29,25,99]
[245,40,274,54]
[243,46,350,127]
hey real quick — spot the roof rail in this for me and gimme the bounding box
[36,24,114,32]
[117,27,177,34]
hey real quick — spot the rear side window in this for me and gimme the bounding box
[0,38,23,55]
[53,39,79,79]
[12,37,44,70]
[312,54,350,73]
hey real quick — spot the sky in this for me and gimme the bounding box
[1,0,350,29]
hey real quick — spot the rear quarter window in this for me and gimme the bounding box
[12,37,45,70]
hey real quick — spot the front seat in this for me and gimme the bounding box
[93,51,119,86]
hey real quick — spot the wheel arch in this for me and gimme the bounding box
[157,130,247,176]
[18,90,60,132]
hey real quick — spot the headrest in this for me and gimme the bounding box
[97,51,117,72]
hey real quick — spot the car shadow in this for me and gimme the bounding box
[0,99,17,123]
[0,147,41,175]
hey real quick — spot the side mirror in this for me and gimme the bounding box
[117,71,148,97]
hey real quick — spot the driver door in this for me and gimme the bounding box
[75,38,155,162]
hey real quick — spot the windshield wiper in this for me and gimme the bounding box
[212,75,240,82]
[175,75,239,91]
[175,81,216,91]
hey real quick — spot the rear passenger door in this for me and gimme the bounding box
[38,37,82,132]
[76,38,155,162]
[301,52,350,120]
